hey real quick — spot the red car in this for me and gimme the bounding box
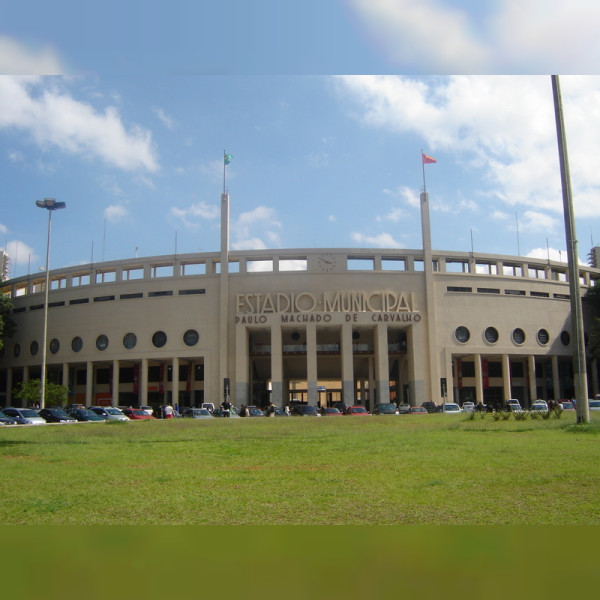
[123,408,155,420]
[345,406,370,416]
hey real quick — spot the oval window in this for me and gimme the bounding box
[455,326,470,344]
[484,327,499,344]
[96,334,109,351]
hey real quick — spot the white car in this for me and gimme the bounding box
[442,403,462,413]
[588,400,600,411]
[89,406,130,422]
[530,400,549,413]
[462,401,475,412]
[2,407,47,425]
[506,399,523,413]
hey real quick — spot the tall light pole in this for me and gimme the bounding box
[36,198,66,408]
[551,76,589,424]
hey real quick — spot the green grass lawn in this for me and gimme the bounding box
[1,412,599,525]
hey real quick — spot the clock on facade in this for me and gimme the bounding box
[317,253,337,272]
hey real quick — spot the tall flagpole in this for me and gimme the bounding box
[419,150,441,407]
[220,151,232,407]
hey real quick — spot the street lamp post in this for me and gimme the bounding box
[36,198,66,408]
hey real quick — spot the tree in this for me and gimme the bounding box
[14,378,69,407]
[0,294,16,352]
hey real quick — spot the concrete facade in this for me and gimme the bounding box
[2,245,599,411]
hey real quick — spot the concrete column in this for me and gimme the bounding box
[474,354,484,406]
[368,358,375,409]
[234,326,249,407]
[86,361,94,407]
[374,323,390,406]
[502,354,511,402]
[552,355,561,400]
[6,368,12,405]
[141,358,149,407]
[112,360,119,406]
[341,322,354,407]
[528,355,537,407]
[62,363,69,388]
[270,323,283,406]
[306,323,318,406]
[172,357,179,409]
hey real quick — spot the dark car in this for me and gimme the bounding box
[345,406,370,416]
[0,410,18,425]
[373,403,399,415]
[321,407,343,416]
[39,407,78,424]
[66,407,106,422]
[291,405,321,417]
[421,401,440,413]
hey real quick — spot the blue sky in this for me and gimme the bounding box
[2,1,600,276]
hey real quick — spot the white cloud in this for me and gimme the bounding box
[0,224,8,235]
[526,246,588,265]
[2,240,38,270]
[0,36,66,75]
[519,210,560,234]
[383,185,420,208]
[348,0,600,73]
[0,77,159,172]
[377,207,406,223]
[171,201,220,228]
[104,204,129,223]
[7,150,24,162]
[350,232,404,248]
[335,75,600,220]
[349,0,490,72]
[231,206,281,249]
[153,107,174,129]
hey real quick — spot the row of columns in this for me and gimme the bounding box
[1,357,193,408]
[452,354,600,405]
[235,321,402,408]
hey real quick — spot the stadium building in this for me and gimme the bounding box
[1,193,600,411]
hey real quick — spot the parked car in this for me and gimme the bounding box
[291,405,321,417]
[183,408,213,419]
[588,400,600,411]
[321,407,343,416]
[409,406,428,414]
[139,405,154,416]
[345,406,370,416]
[442,403,462,414]
[560,401,575,411]
[397,403,411,414]
[122,408,155,420]
[462,401,475,412]
[422,401,439,413]
[0,409,18,425]
[506,399,523,412]
[2,407,47,425]
[89,406,130,422]
[373,403,399,415]
[39,407,78,424]
[66,407,106,422]
[247,406,265,417]
[530,400,549,413]
[201,403,215,412]
[273,407,289,416]
[212,407,240,418]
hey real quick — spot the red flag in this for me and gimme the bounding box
[422,152,437,164]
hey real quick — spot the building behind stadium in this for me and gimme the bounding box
[1,194,600,411]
